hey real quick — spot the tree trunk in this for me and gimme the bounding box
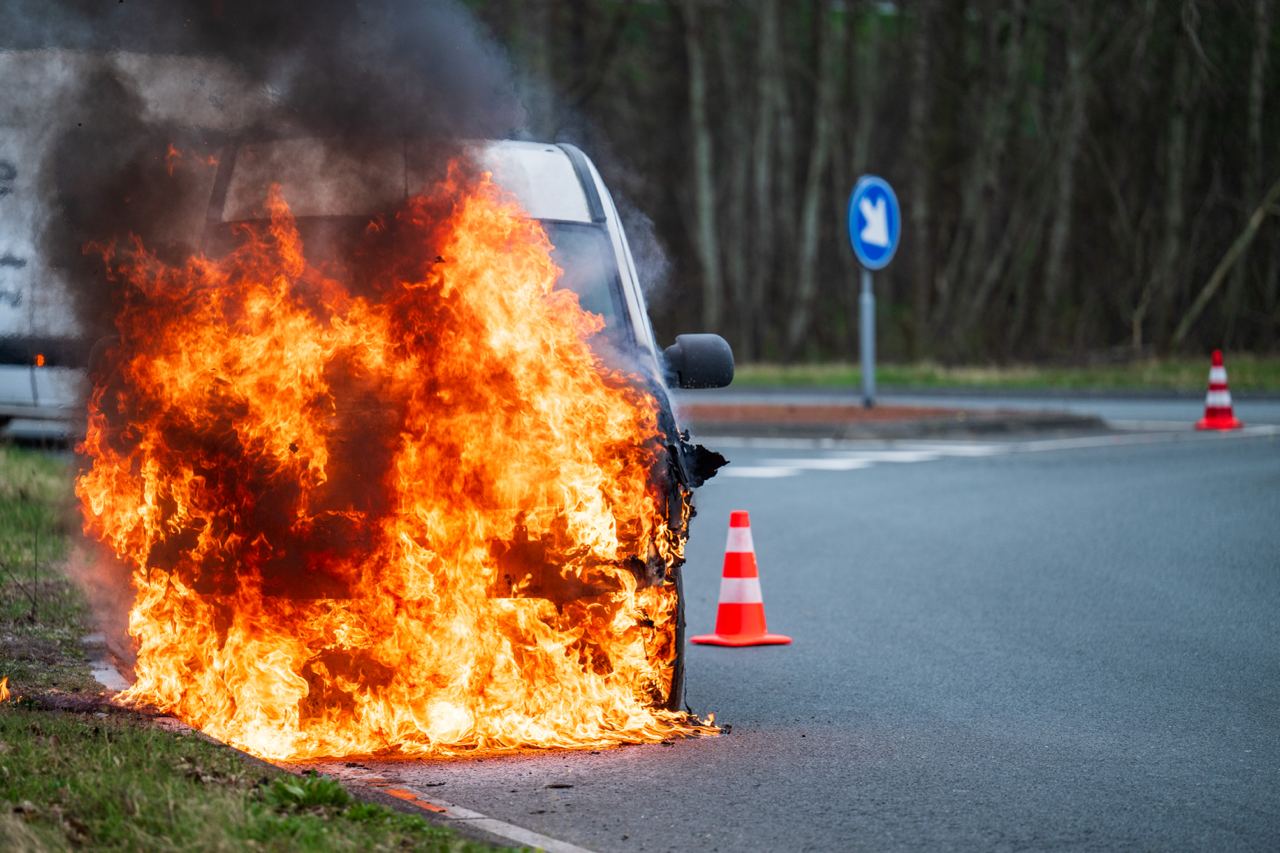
[786,0,843,357]
[907,0,935,357]
[850,6,880,175]
[771,10,798,358]
[682,0,723,332]
[834,5,878,356]
[1035,1,1087,354]
[518,0,554,137]
[1151,8,1196,347]
[1172,175,1280,347]
[715,8,751,356]
[1224,0,1271,344]
[750,0,782,358]
[943,0,1026,353]
[1122,0,1160,352]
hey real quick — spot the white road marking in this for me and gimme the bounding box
[1107,420,1194,432]
[833,450,942,463]
[707,424,1280,480]
[901,443,1005,456]
[720,466,802,478]
[328,764,599,853]
[723,449,943,480]
[1009,424,1280,452]
[759,457,875,471]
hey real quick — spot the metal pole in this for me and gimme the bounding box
[859,267,876,408]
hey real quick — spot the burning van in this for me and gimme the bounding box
[76,136,730,759]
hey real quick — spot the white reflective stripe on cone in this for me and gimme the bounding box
[1209,367,1227,383]
[1205,390,1233,407]
[718,576,764,604]
[725,527,755,554]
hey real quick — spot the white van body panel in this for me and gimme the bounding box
[1,49,262,435]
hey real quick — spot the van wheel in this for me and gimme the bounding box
[665,564,686,711]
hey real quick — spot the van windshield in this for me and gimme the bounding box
[203,218,625,337]
[542,222,624,332]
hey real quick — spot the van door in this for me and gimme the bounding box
[0,135,36,411]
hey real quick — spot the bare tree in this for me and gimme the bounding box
[1036,1,1088,353]
[1151,3,1200,343]
[715,9,752,354]
[475,0,1280,361]
[906,0,935,357]
[786,0,844,357]
[749,0,784,357]
[1225,0,1272,343]
[681,0,723,331]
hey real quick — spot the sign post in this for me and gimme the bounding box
[859,268,876,405]
[847,175,900,408]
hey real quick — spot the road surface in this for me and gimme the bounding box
[312,420,1280,851]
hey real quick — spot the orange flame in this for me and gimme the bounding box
[165,144,219,176]
[0,677,9,702]
[77,166,711,759]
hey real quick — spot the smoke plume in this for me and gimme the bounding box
[4,0,531,660]
[5,0,524,345]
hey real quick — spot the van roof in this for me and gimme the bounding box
[220,138,593,224]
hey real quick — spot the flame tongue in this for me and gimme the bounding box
[77,165,708,759]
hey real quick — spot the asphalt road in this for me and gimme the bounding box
[314,423,1280,851]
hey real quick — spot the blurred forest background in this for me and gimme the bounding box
[468,0,1279,363]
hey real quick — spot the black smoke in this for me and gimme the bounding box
[3,1,529,660]
[4,0,524,346]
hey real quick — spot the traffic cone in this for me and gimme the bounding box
[1195,349,1243,431]
[691,510,791,647]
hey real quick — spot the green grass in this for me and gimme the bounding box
[0,446,96,695]
[732,355,1280,393]
[0,445,501,851]
[0,706,494,851]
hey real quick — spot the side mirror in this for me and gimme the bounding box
[662,333,734,389]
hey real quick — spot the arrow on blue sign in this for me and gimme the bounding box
[848,176,900,271]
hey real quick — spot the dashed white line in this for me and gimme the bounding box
[720,465,803,478]
[708,425,1280,479]
[832,450,943,463]
[760,457,875,471]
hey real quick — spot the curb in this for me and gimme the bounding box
[713,384,1280,402]
[681,407,1106,441]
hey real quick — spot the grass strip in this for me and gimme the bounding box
[732,355,1280,393]
[0,446,96,695]
[0,706,495,851]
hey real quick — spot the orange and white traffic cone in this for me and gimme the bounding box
[1195,349,1243,431]
[691,510,791,647]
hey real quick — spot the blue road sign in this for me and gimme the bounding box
[848,176,900,271]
